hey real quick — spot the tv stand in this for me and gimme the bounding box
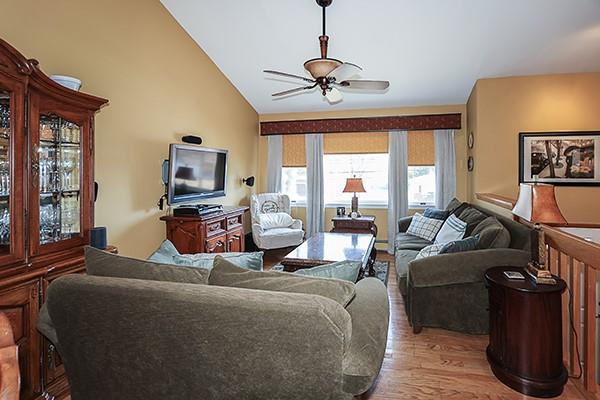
[160,206,249,254]
[173,204,223,217]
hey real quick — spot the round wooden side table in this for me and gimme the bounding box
[485,267,568,398]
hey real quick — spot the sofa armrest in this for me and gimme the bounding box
[342,278,389,395]
[408,248,531,288]
[290,219,303,230]
[398,216,413,233]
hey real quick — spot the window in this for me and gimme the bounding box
[408,166,436,207]
[281,167,306,203]
[323,154,388,205]
[281,131,437,208]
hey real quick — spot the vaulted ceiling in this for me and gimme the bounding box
[160,0,600,114]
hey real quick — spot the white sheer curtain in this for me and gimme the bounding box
[266,135,282,193]
[306,134,324,237]
[387,130,409,254]
[434,129,456,209]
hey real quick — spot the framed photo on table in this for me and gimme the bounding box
[519,131,599,186]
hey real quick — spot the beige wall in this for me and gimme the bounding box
[467,73,600,223]
[1,0,259,258]
[258,105,467,248]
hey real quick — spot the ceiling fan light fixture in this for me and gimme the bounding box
[303,58,342,79]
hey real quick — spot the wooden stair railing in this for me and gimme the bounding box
[0,313,19,399]
[477,192,600,398]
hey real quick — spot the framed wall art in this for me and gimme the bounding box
[519,131,599,186]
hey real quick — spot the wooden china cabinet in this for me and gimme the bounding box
[0,38,107,399]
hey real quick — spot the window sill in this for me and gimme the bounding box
[290,203,434,210]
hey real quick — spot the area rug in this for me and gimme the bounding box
[366,261,390,286]
[270,261,389,286]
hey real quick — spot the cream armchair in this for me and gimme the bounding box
[250,193,304,250]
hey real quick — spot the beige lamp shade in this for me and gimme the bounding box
[343,177,366,193]
[512,183,567,224]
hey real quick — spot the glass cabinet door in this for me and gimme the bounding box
[37,114,82,246]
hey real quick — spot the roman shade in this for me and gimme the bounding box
[282,131,434,167]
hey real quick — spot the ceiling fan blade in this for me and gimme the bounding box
[339,80,390,90]
[264,70,315,83]
[325,87,343,104]
[272,84,316,97]
[326,62,362,82]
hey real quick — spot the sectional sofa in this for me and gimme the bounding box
[394,199,533,334]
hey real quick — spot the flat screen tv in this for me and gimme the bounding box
[167,144,228,205]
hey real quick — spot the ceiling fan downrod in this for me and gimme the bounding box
[317,0,332,59]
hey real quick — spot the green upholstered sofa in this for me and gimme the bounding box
[394,200,533,334]
[37,249,390,400]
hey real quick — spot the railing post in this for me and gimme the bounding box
[584,266,597,392]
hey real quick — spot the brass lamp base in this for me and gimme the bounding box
[525,262,557,285]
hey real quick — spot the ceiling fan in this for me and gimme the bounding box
[264,0,390,104]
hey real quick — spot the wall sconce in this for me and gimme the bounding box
[242,176,255,187]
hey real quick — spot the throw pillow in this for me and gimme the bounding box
[439,235,480,254]
[209,256,356,307]
[172,251,264,271]
[406,213,444,242]
[258,212,293,230]
[458,207,488,235]
[471,216,511,249]
[434,214,467,244]
[445,198,468,215]
[147,239,180,264]
[423,207,450,220]
[294,260,362,282]
[85,246,209,284]
[415,243,446,260]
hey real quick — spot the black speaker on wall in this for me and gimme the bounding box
[91,227,107,249]
[181,135,203,145]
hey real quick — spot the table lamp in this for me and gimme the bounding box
[343,177,366,218]
[512,183,566,284]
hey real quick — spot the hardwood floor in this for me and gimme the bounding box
[265,251,587,400]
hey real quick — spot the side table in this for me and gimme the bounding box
[485,267,568,398]
[331,215,377,276]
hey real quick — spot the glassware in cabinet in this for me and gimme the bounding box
[0,89,11,251]
[37,113,82,245]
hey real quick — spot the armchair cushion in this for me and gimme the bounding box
[257,212,294,229]
[85,246,210,284]
[209,256,356,307]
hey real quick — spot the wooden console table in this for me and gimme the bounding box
[160,206,249,254]
[485,267,568,397]
[331,215,377,236]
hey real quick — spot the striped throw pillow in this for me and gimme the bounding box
[406,213,444,242]
[434,214,467,245]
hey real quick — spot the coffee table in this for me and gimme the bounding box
[281,232,376,279]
